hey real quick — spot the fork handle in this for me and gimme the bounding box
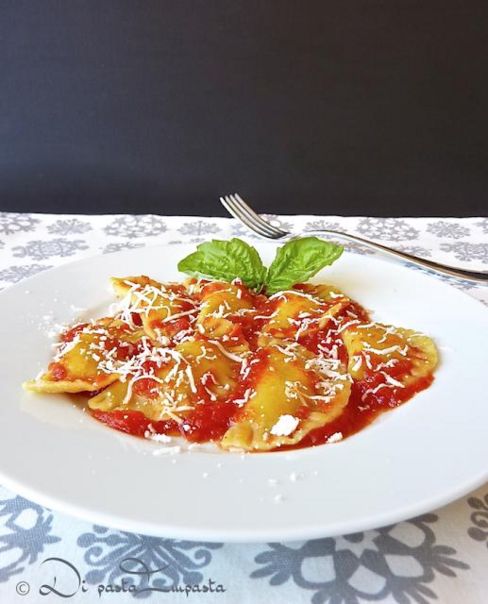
[306,230,488,284]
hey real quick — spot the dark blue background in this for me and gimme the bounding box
[0,1,486,216]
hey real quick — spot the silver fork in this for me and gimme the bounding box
[220,193,487,284]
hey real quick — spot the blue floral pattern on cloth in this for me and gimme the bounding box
[12,238,89,261]
[467,494,488,548]
[251,515,469,604]
[0,214,486,603]
[47,218,93,236]
[77,526,223,598]
[104,215,167,239]
[0,263,52,284]
[356,218,419,241]
[0,212,40,236]
[0,495,60,583]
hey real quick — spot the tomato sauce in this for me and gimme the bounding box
[48,362,67,381]
[112,340,137,361]
[180,402,239,442]
[294,372,434,448]
[85,280,436,451]
[61,323,89,343]
[132,378,160,398]
[90,409,178,438]
[164,317,191,337]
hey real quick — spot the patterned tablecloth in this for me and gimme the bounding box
[0,213,487,604]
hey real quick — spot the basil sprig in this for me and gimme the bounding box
[178,238,266,290]
[177,236,343,294]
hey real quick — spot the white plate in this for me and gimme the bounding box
[0,243,487,542]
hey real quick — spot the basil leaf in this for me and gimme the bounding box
[265,237,343,294]
[177,238,267,289]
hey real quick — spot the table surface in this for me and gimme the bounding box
[0,213,487,604]
[0,2,487,217]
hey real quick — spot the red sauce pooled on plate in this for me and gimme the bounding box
[287,372,434,449]
[91,409,178,438]
[85,281,435,451]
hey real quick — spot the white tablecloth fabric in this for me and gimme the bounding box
[0,213,486,604]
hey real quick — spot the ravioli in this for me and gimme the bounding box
[25,273,439,452]
[111,276,197,342]
[25,318,144,394]
[342,323,438,388]
[88,338,240,422]
[261,290,324,337]
[221,343,351,451]
[195,281,253,339]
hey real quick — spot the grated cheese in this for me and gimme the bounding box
[270,414,300,437]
